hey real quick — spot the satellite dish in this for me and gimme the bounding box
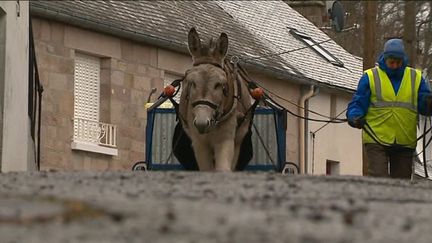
[329,1,345,32]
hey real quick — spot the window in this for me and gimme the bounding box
[289,28,344,67]
[72,53,117,155]
[74,53,100,123]
[326,160,340,175]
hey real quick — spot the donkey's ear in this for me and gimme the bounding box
[215,32,228,58]
[188,27,201,58]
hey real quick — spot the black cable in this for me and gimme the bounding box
[423,117,429,177]
[240,38,333,62]
[173,82,181,98]
[309,108,347,175]
[223,29,355,122]
[264,94,347,123]
[257,82,347,121]
[249,78,348,122]
[415,132,432,160]
[364,122,432,150]
[363,122,432,159]
[284,106,347,123]
[312,108,348,134]
[311,132,315,174]
[235,62,347,123]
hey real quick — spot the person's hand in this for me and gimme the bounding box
[348,117,365,129]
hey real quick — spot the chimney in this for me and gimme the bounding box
[284,1,327,27]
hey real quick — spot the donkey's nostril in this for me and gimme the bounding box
[193,118,210,134]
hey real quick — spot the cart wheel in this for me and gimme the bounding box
[281,162,299,175]
[132,161,148,171]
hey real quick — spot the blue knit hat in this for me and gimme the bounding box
[383,39,406,59]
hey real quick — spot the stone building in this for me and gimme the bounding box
[30,1,364,175]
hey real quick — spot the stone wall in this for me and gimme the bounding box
[32,17,307,171]
[32,17,193,171]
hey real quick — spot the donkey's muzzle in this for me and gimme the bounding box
[193,118,211,134]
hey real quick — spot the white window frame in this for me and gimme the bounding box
[72,53,117,156]
[289,28,344,67]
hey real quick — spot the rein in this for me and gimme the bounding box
[215,59,240,125]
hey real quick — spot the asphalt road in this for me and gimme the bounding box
[1,171,432,243]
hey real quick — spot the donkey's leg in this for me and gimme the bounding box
[214,140,235,172]
[231,122,249,171]
[193,142,214,171]
[231,145,241,171]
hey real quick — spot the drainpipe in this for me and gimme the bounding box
[299,85,319,174]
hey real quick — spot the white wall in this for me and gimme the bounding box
[307,90,362,175]
[0,2,35,172]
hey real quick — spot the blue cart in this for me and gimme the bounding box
[132,100,298,173]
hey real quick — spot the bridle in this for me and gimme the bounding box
[182,60,240,128]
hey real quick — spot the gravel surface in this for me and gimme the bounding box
[1,171,432,243]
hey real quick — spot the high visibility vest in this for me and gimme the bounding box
[363,66,422,148]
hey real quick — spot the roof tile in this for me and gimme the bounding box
[31,0,362,91]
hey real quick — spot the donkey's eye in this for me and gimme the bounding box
[214,83,222,89]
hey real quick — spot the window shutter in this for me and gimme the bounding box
[74,53,100,122]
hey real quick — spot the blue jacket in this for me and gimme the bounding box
[346,54,431,120]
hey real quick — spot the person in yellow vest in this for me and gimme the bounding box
[346,39,432,179]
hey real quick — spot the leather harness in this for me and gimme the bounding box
[179,60,242,129]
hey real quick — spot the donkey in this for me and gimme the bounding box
[177,27,252,171]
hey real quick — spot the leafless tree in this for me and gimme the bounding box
[324,1,432,79]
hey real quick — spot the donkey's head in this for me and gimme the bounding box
[187,27,228,67]
[184,27,231,134]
